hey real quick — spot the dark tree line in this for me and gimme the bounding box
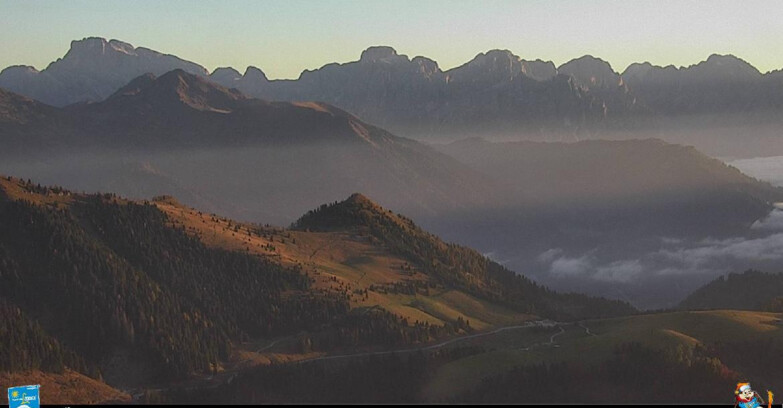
[680,269,783,311]
[307,307,470,352]
[0,297,92,376]
[461,342,738,403]
[0,197,230,381]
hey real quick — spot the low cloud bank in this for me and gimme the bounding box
[539,208,783,284]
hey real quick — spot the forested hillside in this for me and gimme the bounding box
[0,176,635,400]
[0,178,415,387]
[680,270,783,311]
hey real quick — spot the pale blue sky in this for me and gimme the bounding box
[1,0,782,78]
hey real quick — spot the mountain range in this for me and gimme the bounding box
[3,37,783,157]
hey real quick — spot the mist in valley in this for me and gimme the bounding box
[4,124,783,310]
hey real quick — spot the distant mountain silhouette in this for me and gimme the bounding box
[621,54,769,114]
[211,47,610,138]
[0,37,208,106]
[3,37,783,147]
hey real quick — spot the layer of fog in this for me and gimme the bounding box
[0,143,493,227]
[4,141,783,311]
[0,147,386,226]
[424,113,783,161]
[476,208,783,310]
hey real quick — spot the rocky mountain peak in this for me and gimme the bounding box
[66,37,108,54]
[447,49,524,83]
[345,192,374,205]
[109,72,157,98]
[558,55,620,88]
[107,69,244,113]
[621,62,680,83]
[695,54,762,81]
[210,67,242,83]
[411,56,440,76]
[520,59,557,81]
[472,49,521,67]
[243,66,268,81]
[360,46,402,63]
[0,65,40,76]
[63,37,137,60]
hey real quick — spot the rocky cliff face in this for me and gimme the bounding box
[208,47,609,138]
[621,54,768,114]
[558,55,621,89]
[0,37,208,106]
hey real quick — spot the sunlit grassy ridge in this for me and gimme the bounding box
[153,194,531,330]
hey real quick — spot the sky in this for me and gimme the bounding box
[1,0,782,79]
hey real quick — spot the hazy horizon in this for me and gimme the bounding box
[2,0,783,79]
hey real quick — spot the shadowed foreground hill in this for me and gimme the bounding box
[0,176,633,403]
[0,177,345,387]
[679,270,783,311]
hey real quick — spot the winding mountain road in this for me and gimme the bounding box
[129,319,578,400]
[294,320,560,365]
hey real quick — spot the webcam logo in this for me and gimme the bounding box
[7,385,40,408]
[734,382,773,408]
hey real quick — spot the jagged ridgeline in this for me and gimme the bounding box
[291,193,636,320]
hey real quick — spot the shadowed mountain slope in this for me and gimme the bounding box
[0,176,634,396]
[679,270,783,311]
[0,72,497,223]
